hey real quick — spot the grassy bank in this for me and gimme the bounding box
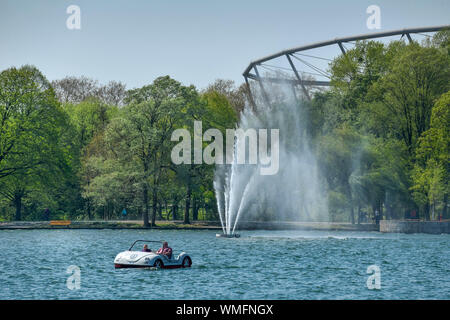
[0,220,222,230]
[0,220,378,231]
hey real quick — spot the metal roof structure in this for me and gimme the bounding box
[243,25,449,101]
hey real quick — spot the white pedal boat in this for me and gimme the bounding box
[114,240,192,269]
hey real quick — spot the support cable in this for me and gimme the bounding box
[291,55,331,78]
[260,63,327,78]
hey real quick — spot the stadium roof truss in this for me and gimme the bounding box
[243,25,449,101]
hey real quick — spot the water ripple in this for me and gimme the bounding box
[0,229,448,299]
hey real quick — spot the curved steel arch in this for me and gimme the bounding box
[243,25,449,101]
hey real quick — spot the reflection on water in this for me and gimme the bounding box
[0,229,448,299]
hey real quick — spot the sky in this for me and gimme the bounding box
[0,0,449,90]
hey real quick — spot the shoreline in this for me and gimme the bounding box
[1,220,448,233]
[0,220,221,230]
[0,220,377,231]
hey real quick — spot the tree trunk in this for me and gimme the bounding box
[350,205,355,224]
[151,189,157,227]
[165,200,169,220]
[193,196,199,221]
[14,195,22,221]
[372,203,379,225]
[424,202,430,221]
[431,201,435,220]
[184,185,191,224]
[173,203,178,221]
[87,199,91,220]
[346,182,354,224]
[357,204,361,225]
[158,202,163,220]
[142,183,150,227]
[443,194,448,219]
[379,201,383,221]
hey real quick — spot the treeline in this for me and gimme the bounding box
[0,31,448,224]
[304,31,449,222]
[0,68,246,224]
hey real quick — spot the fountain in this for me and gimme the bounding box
[214,81,328,237]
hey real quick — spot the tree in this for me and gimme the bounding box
[52,76,126,106]
[318,126,362,223]
[65,98,118,153]
[0,65,75,220]
[330,40,392,111]
[322,38,449,222]
[0,174,27,220]
[86,76,192,226]
[411,91,450,220]
[370,43,449,153]
[204,79,248,115]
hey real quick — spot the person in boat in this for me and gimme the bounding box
[142,244,152,252]
[156,241,172,259]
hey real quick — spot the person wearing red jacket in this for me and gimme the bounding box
[156,242,172,259]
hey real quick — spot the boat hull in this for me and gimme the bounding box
[216,233,240,238]
[114,250,191,269]
[114,263,183,269]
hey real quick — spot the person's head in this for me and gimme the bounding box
[162,241,168,248]
[143,244,148,250]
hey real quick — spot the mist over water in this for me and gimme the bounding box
[215,84,328,235]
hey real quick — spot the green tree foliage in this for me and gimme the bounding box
[1,33,447,225]
[411,91,450,220]
[314,33,449,222]
[0,66,77,220]
[78,76,238,226]
[370,44,449,152]
[65,98,119,152]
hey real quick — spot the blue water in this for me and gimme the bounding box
[0,229,448,299]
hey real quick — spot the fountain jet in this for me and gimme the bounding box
[214,80,328,237]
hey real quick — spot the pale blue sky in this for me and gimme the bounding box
[1,0,449,90]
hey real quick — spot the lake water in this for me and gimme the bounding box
[0,229,448,299]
